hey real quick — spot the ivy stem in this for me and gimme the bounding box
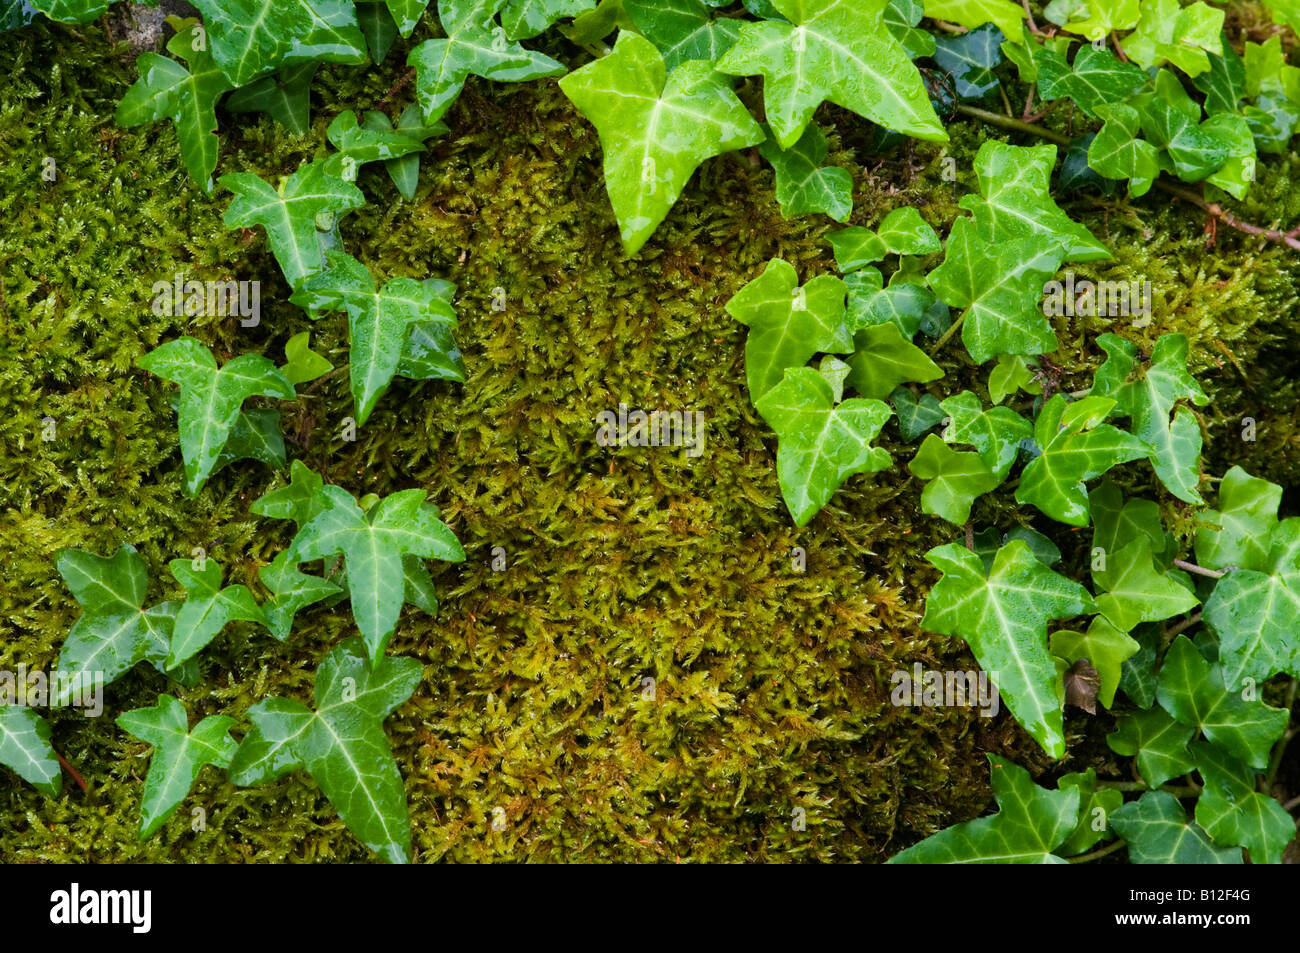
[56,752,87,794]
[1068,839,1126,862]
[1097,780,1199,796]
[954,103,1071,145]
[929,310,967,353]
[1163,611,1203,641]
[1172,559,1224,579]
[1262,679,1298,794]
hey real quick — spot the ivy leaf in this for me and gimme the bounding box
[224,63,318,136]
[253,459,330,529]
[1107,705,1196,787]
[875,206,942,256]
[291,251,459,425]
[356,2,398,61]
[0,706,60,796]
[715,0,946,148]
[922,540,1095,757]
[1111,790,1242,863]
[116,695,237,839]
[1043,0,1138,41]
[1118,623,1161,708]
[927,217,1067,363]
[890,387,945,441]
[1192,742,1296,865]
[1132,75,1231,181]
[757,123,853,221]
[1194,465,1281,573]
[259,551,343,641]
[1120,0,1222,77]
[281,331,333,386]
[888,755,1080,863]
[988,353,1042,404]
[1244,37,1300,153]
[1093,537,1198,632]
[115,20,233,195]
[559,33,762,255]
[323,109,426,181]
[1050,615,1140,709]
[940,390,1032,479]
[933,23,1004,100]
[138,337,297,496]
[1089,482,1167,586]
[289,484,466,661]
[921,0,1025,41]
[1056,768,1122,855]
[845,323,943,400]
[53,546,179,700]
[1194,42,1248,115]
[1015,394,1149,526]
[725,259,852,402]
[625,0,741,70]
[29,0,107,22]
[753,366,892,527]
[828,228,886,272]
[408,0,564,125]
[883,0,935,59]
[1202,112,1257,201]
[1157,636,1289,769]
[502,0,595,38]
[376,0,431,35]
[221,160,366,289]
[364,104,449,200]
[228,639,421,863]
[164,558,266,670]
[1087,102,1161,196]
[185,0,326,86]
[1039,44,1145,118]
[908,433,1002,524]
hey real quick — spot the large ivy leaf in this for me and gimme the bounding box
[1120,0,1222,77]
[165,558,266,669]
[186,0,338,86]
[138,338,297,496]
[501,0,594,38]
[1015,394,1149,526]
[1192,742,1295,865]
[753,366,892,527]
[54,546,179,700]
[1050,615,1139,709]
[1106,706,1196,787]
[28,0,106,23]
[221,160,366,289]
[908,433,1001,524]
[228,639,421,864]
[1093,537,1198,632]
[922,540,1095,757]
[715,0,946,148]
[291,251,459,425]
[1157,636,1289,768]
[116,20,233,195]
[288,484,466,661]
[116,695,238,839]
[1194,465,1281,573]
[0,706,60,796]
[559,33,762,255]
[625,0,741,70]
[888,755,1080,863]
[1111,790,1242,863]
[757,124,853,221]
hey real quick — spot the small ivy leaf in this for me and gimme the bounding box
[753,366,892,527]
[887,755,1080,863]
[828,227,886,272]
[53,546,179,702]
[228,638,421,863]
[1107,705,1196,787]
[564,0,636,43]
[1094,536,1199,632]
[376,0,431,36]
[889,387,945,441]
[356,2,398,61]
[165,558,267,670]
[908,433,1001,525]
[289,484,466,662]
[1132,75,1232,181]
[987,353,1041,405]
[1087,102,1161,196]
[939,390,1033,479]
[1056,768,1121,855]
[364,104,449,201]
[1061,656,1100,714]
[757,123,853,222]
[1157,636,1289,769]
[221,160,366,289]
[138,337,297,496]
[1037,43,1144,118]
[1059,132,1114,194]
[1202,113,1257,200]
[726,259,852,403]
[1015,393,1149,527]
[1043,0,1138,41]
[211,407,287,475]
[1120,0,1222,77]
[922,540,1095,758]
[1194,41,1248,115]
[395,306,467,382]
[1050,615,1139,709]
[116,695,237,839]
[1088,482,1168,587]
[0,706,61,796]
[874,206,941,256]
[1243,37,1300,154]
[252,459,328,528]
[1194,465,1281,573]
[933,23,1004,100]
[927,217,1068,364]
[922,0,1025,40]
[816,355,852,403]
[322,109,426,182]
[259,550,343,641]
[1111,790,1243,863]
[291,251,459,425]
[502,0,595,39]
[850,282,940,339]
[408,0,564,125]
[845,322,943,401]
[625,0,741,70]
[281,331,333,386]
[1118,623,1161,709]
[1192,742,1296,865]
[224,63,319,136]
[560,33,762,255]
[883,0,935,60]
[715,0,947,149]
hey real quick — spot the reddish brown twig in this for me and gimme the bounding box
[56,752,87,794]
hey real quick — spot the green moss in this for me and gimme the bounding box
[0,16,1297,862]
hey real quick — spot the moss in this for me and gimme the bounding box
[0,15,1297,862]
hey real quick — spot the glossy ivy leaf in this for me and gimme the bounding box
[1107,705,1196,787]
[224,63,318,137]
[1111,790,1242,863]
[726,259,851,402]
[29,0,106,22]
[1015,394,1148,526]
[1194,465,1280,573]
[53,546,179,700]
[1056,768,1121,855]
[1088,103,1161,197]
[757,124,852,222]
[1157,636,1289,769]
[253,459,330,529]
[1120,0,1222,77]
[560,33,762,255]
[883,0,934,60]
[164,558,266,670]
[848,283,934,337]
[1194,42,1247,116]
[988,353,1041,404]
[228,638,421,863]
[356,2,398,61]
[1089,482,1167,586]
[185,0,347,86]
[1132,77,1231,182]
[939,390,1031,479]
[1059,132,1114,194]
[845,323,943,401]
[138,338,297,496]
[289,484,466,661]
[291,251,460,425]
[1202,113,1256,201]
[890,387,945,441]
[1050,615,1139,709]
[408,0,565,125]
[564,0,635,43]
[221,160,366,289]
[625,0,741,70]
[1243,37,1300,153]
[933,24,1003,100]
[908,434,1001,524]
[1118,623,1161,709]
[1043,0,1138,40]
[927,217,1067,363]
[502,0,595,39]
[379,0,432,35]
[116,20,233,195]
[828,228,886,272]
[922,540,1095,758]
[0,0,39,31]
[921,0,1024,40]
[323,109,426,181]
[259,551,343,641]
[888,755,1080,863]
[281,331,333,386]
[1093,537,1198,632]
[0,706,60,796]
[1037,44,1144,119]
[753,367,892,527]
[715,0,947,148]
[876,207,941,256]
[1192,742,1295,865]
[211,408,286,475]
[116,695,237,839]
[363,104,449,200]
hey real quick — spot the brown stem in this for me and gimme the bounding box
[375,68,416,111]
[1163,611,1203,640]
[56,752,87,794]
[1172,559,1225,579]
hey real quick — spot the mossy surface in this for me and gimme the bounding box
[1,15,1297,862]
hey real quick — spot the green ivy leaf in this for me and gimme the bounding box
[1094,537,1198,632]
[757,123,853,221]
[502,0,595,38]
[875,206,942,256]
[186,0,340,85]
[164,558,266,670]
[224,63,319,136]
[1107,705,1196,787]
[888,755,1080,863]
[1089,482,1167,587]
[1132,74,1231,181]
[363,103,449,200]
[138,337,297,496]
[1038,44,1145,118]
[258,551,343,641]
[715,0,946,148]
[625,0,741,70]
[116,695,237,838]
[1050,615,1140,709]
[922,540,1095,757]
[828,228,886,272]
[845,322,943,400]
[1056,768,1122,855]
[987,353,1042,404]
[1087,102,1161,196]
[0,706,60,796]
[356,2,398,61]
[890,387,946,441]
[940,390,1032,480]
[1043,0,1138,40]
[933,23,1004,100]
[29,0,107,23]
[753,366,892,527]
[1194,465,1281,572]
[922,0,1024,40]
[323,109,427,181]
[883,0,935,59]
[1192,742,1295,865]
[378,0,432,35]
[1120,0,1222,77]
[1111,790,1242,863]
[228,639,421,863]
[908,433,1002,524]
[281,331,333,386]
